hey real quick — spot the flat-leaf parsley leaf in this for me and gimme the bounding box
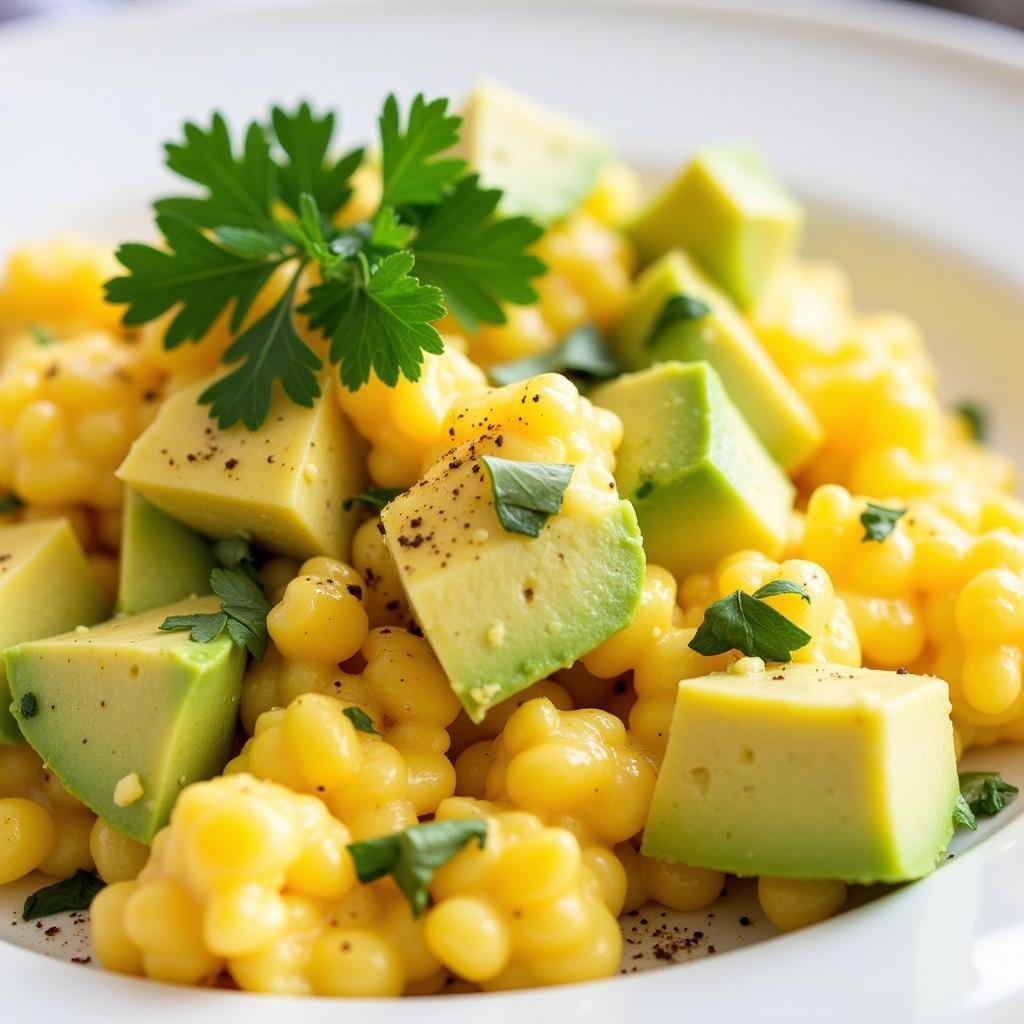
[860,502,907,543]
[646,292,711,347]
[348,819,487,916]
[688,588,812,662]
[958,771,1018,817]
[160,567,270,660]
[488,324,619,386]
[105,95,545,430]
[23,870,105,921]
[481,456,574,538]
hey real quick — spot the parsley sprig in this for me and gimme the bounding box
[159,537,269,659]
[106,96,546,430]
[689,581,812,662]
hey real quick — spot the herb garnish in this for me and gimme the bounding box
[19,693,37,719]
[488,324,619,386]
[343,707,379,734]
[28,324,55,346]
[342,486,407,512]
[955,402,987,442]
[952,792,977,831]
[348,819,487,916]
[160,567,270,660]
[0,492,25,515]
[23,870,105,921]
[646,292,711,347]
[860,502,907,543]
[958,771,1018,818]
[481,456,574,538]
[688,582,812,662]
[213,534,261,584]
[106,96,545,430]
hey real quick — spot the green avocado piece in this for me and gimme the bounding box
[0,519,108,744]
[5,597,245,841]
[591,362,794,578]
[381,441,645,722]
[642,664,959,884]
[612,250,822,472]
[116,489,216,616]
[629,145,803,307]
[454,79,613,225]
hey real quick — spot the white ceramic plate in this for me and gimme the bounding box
[2,0,1024,1020]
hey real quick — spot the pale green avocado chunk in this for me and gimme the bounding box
[0,519,108,744]
[453,79,613,225]
[116,489,216,615]
[5,597,245,841]
[612,249,822,472]
[381,440,645,722]
[629,145,803,307]
[642,664,959,884]
[591,362,794,579]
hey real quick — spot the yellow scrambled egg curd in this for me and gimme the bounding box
[0,331,164,510]
[435,371,622,473]
[798,482,1024,749]
[229,693,449,836]
[750,259,1015,503]
[0,238,124,339]
[426,797,623,989]
[483,698,655,853]
[336,344,488,488]
[463,185,637,369]
[0,741,97,883]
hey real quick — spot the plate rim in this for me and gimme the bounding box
[1,0,1024,1018]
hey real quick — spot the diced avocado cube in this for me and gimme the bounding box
[381,442,645,722]
[118,377,367,561]
[454,79,613,225]
[592,362,794,579]
[629,145,803,307]
[643,664,959,884]
[6,597,245,841]
[0,519,108,744]
[612,250,822,472]
[116,489,216,615]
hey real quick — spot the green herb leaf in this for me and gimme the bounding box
[213,226,286,260]
[488,324,619,386]
[28,324,55,346]
[271,102,364,219]
[370,206,415,251]
[752,580,811,604]
[155,114,276,231]
[688,589,812,662]
[646,292,711,347]
[952,792,977,831]
[348,819,487,916]
[481,456,574,538]
[344,707,378,734]
[411,174,545,331]
[0,492,25,515]
[379,93,465,207]
[160,610,229,643]
[860,502,907,543]
[311,249,445,392]
[106,213,285,348]
[160,567,270,659]
[199,270,322,429]
[955,402,988,442]
[342,487,406,512]
[19,693,38,719]
[23,870,105,921]
[213,535,261,585]
[958,771,1018,817]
